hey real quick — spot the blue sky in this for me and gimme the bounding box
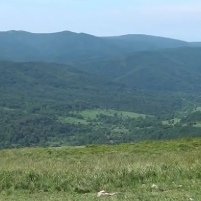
[0,0,201,41]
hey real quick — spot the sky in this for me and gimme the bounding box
[0,0,201,41]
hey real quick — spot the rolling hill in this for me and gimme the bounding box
[77,47,201,92]
[0,30,198,64]
[0,60,125,109]
[0,60,185,115]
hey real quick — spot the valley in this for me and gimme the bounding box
[0,31,201,149]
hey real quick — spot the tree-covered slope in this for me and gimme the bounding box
[0,60,124,110]
[77,47,201,92]
[1,60,195,149]
[0,60,185,115]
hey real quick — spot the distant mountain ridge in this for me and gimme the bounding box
[103,34,189,51]
[0,30,200,64]
[0,30,122,63]
[1,30,201,93]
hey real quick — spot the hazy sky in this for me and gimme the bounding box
[1,0,201,41]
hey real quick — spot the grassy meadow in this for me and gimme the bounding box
[59,109,147,125]
[0,138,200,201]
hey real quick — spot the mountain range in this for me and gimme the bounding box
[0,30,200,64]
[1,30,201,148]
[1,30,201,111]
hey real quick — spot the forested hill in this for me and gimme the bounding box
[0,60,184,115]
[77,47,201,92]
[1,60,196,148]
[0,60,124,109]
[0,30,200,64]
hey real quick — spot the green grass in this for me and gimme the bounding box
[195,106,201,112]
[162,118,181,125]
[80,109,147,119]
[0,106,15,111]
[58,116,89,125]
[193,122,201,128]
[111,127,129,134]
[0,138,201,200]
[59,109,147,125]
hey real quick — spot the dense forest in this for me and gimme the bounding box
[0,31,201,149]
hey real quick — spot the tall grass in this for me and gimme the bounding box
[0,138,200,200]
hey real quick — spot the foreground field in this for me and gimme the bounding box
[0,139,201,201]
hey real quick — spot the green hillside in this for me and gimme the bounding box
[0,138,200,201]
[1,60,183,114]
[78,47,201,92]
[1,60,200,149]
